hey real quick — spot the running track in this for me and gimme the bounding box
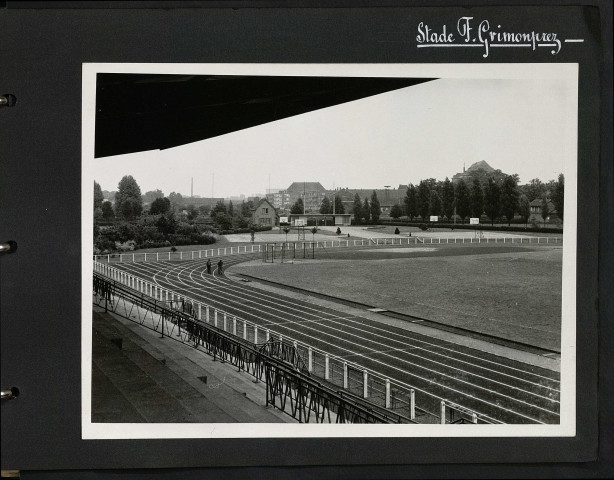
[106,253,560,424]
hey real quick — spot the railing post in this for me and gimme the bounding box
[410,389,415,420]
[308,347,313,373]
[343,362,348,389]
[325,354,330,380]
[440,401,446,424]
[385,379,391,409]
[472,413,478,424]
[363,370,368,398]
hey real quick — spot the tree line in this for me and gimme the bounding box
[94,175,265,254]
[396,173,564,226]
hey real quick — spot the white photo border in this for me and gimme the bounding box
[82,63,578,439]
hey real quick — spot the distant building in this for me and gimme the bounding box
[285,182,327,212]
[528,198,559,224]
[251,198,279,227]
[266,190,291,210]
[183,197,224,209]
[452,160,496,185]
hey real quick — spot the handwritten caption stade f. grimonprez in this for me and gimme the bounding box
[416,17,581,58]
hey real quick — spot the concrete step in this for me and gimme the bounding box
[93,309,291,423]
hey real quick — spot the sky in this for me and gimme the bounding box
[92,76,572,198]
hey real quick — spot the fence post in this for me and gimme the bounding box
[410,389,415,420]
[385,379,391,409]
[325,354,330,380]
[343,362,348,389]
[440,401,446,424]
[308,347,313,372]
[363,370,368,398]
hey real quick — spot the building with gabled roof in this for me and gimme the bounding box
[251,198,279,227]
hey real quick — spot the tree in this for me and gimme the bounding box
[470,178,484,218]
[142,189,164,205]
[240,200,253,218]
[149,197,171,215]
[115,175,143,220]
[352,193,362,225]
[404,184,417,220]
[417,180,430,220]
[541,195,550,226]
[94,181,104,209]
[94,181,104,222]
[156,212,177,235]
[429,190,442,217]
[210,200,227,218]
[362,197,371,224]
[441,178,455,220]
[522,178,545,201]
[389,203,403,219]
[518,194,531,227]
[168,192,184,212]
[227,200,234,218]
[370,191,381,223]
[334,195,345,214]
[290,198,304,214]
[455,180,470,224]
[500,175,520,226]
[101,201,114,221]
[186,204,199,223]
[552,174,564,223]
[484,177,502,225]
[319,197,332,214]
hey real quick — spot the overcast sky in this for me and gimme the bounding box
[92,77,572,198]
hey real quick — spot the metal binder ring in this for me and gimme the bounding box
[1,387,19,400]
[0,241,17,254]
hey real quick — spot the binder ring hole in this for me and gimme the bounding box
[0,94,17,107]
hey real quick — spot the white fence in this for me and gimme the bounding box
[93,261,502,424]
[94,235,563,264]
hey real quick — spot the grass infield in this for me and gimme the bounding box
[231,244,563,352]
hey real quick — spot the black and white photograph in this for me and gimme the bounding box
[81,63,577,439]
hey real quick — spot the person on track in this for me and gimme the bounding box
[217,259,223,275]
[206,259,212,274]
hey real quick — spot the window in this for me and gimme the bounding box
[263,207,268,214]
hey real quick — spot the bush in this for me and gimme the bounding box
[419,224,428,231]
[394,227,400,234]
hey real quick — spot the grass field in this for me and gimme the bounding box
[230,244,563,352]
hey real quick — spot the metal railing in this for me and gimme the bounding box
[94,262,501,424]
[94,235,562,264]
[93,273,412,424]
